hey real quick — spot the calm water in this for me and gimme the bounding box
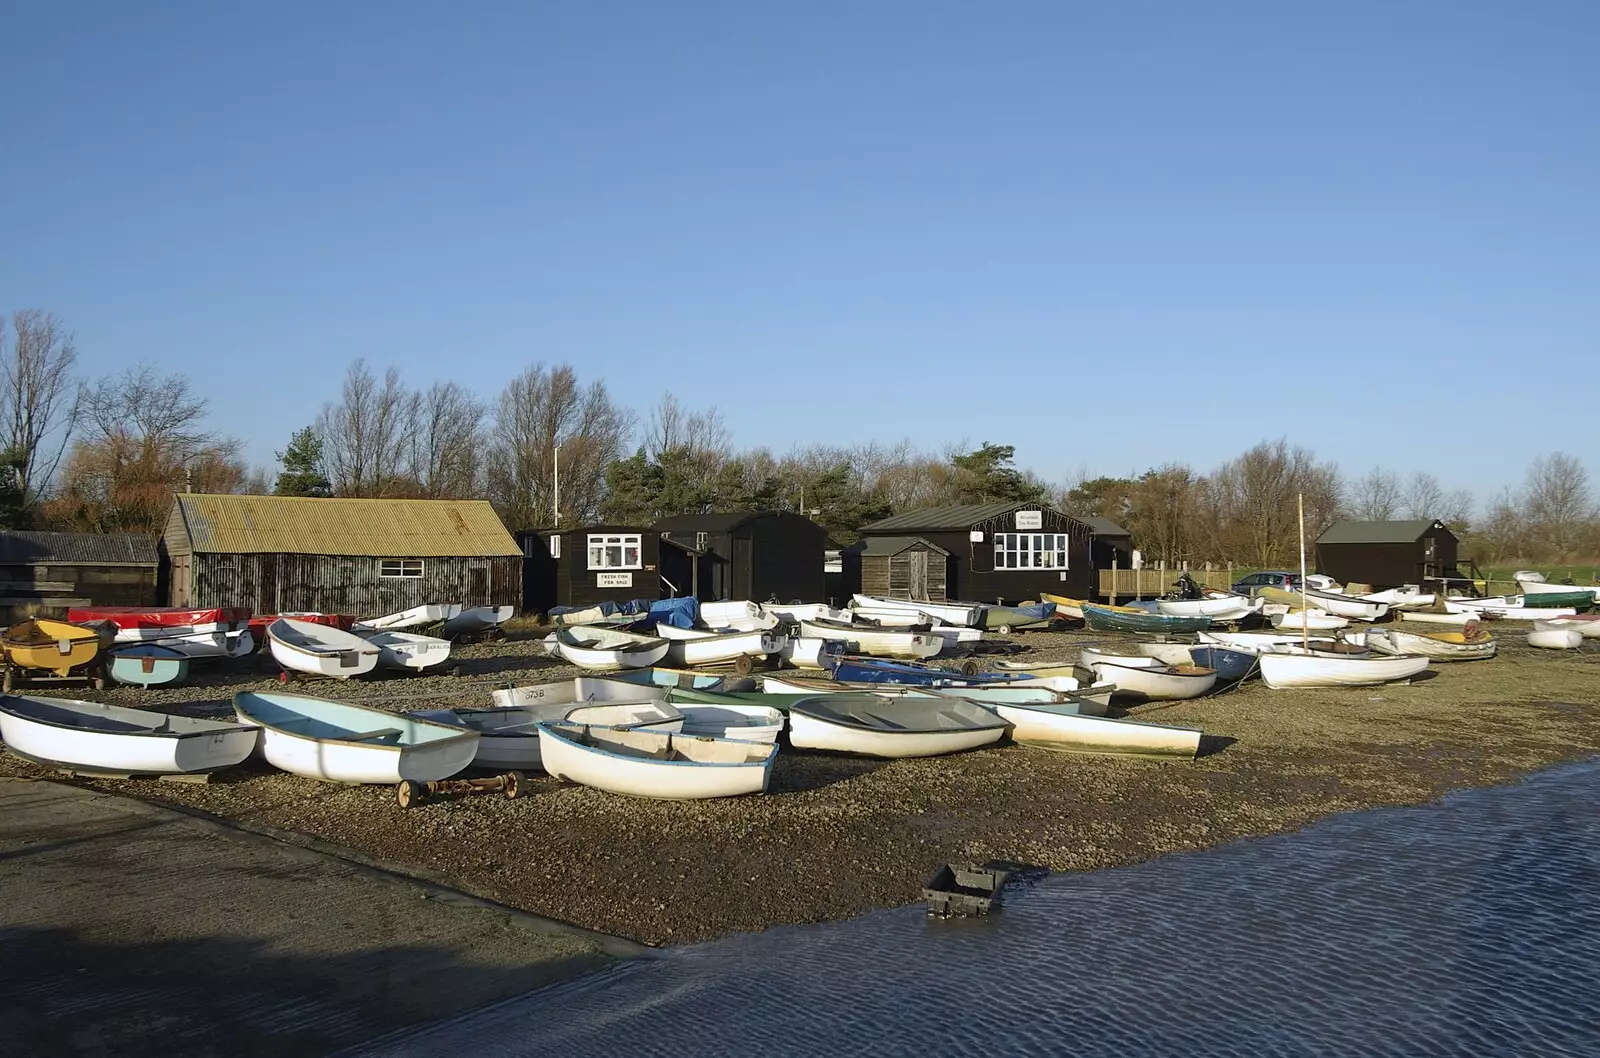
[364,761,1600,1057]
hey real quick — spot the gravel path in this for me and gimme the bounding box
[3,625,1598,947]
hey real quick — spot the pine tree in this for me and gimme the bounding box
[274,427,333,497]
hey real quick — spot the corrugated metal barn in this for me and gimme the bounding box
[851,502,1094,605]
[1315,518,1460,589]
[0,531,159,622]
[161,495,522,617]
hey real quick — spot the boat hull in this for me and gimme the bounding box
[994,702,1202,758]
[537,722,774,799]
[268,618,381,679]
[237,693,478,783]
[798,620,941,660]
[1090,661,1217,701]
[440,606,515,638]
[0,696,257,775]
[1527,628,1583,650]
[1258,653,1430,689]
[1081,604,1210,634]
[1368,628,1496,661]
[107,645,191,687]
[664,630,783,667]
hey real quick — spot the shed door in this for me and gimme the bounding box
[732,536,752,599]
[171,554,190,606]
[908,551,929,600]
[468,561,489,607]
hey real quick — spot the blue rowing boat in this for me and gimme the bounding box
[1188,646,1257,683]
[827,654,1037,687]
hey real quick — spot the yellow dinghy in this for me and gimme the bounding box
[3,618,108,678]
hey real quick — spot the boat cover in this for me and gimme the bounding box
[68,606,251,629]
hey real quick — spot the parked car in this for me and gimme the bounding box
[1231,571,1302,597]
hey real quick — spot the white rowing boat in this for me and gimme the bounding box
[268,618,380,679]
[537,721,776,799]
[1257,652,1430,689]
[1527,627,1583,650]
[489,675,672,709]
[441,605,515,638]
[358,629,453,672]
[788,694,1006,758]
[553,626,671,671]
[663,628,784,669]
[0,695,257,776]
[851,594,983,628]
[1302,588,1389,621]
[1532,615,1600,639]
[1367,627,1496,662]
[762,603,853,625]
[1518,579,1600,602]
[677,703,785,744]
[354,604,462,632]
[1156,595,1260,619]
[993,700,1202,758]
[1089,661,1217,701]
[1269,609,1350,631]
[798,619,941,659]
[235,691,478,783]
[1078,646,1161,670]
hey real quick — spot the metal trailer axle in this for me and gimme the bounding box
[396,770,526,808]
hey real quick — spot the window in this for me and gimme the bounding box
[380,559,424,578]
[588,533,642,570]
[993,533,1069,570]
[549,535,561,559]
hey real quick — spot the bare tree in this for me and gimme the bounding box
[1403,472,1446,520]
[487,363,634,529]
[644,393,731,464]
[316,360,417,497]
[1198,439,1343,566]
[50,365,240,533]
[407,381,484,498]
[1440,488,1474,532]
[1524,452,1592,559]
[1350,467,1402,520]
[0,309,82,505]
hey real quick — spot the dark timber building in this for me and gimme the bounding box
[0,531,159,622]
[1315,519,1461,589]
[161,495,522,616]
[521,525,661,615]
[654,512,827,602]
[1084,516,1134,570]
[852,502,1094,604]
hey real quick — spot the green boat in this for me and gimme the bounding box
[1521,590,1595,611]
[1081,603,1211,634]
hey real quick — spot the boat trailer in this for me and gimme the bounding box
[395,770,526,808]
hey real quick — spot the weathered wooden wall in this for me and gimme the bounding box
[860,550,949,602]
[184,553,521,616]
[0,563,159,623]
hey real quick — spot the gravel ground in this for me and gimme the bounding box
[3,624,1599,947]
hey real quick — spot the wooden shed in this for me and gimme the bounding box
[161,494,522,617]
[654,511,826,602]
[520,524,661,616]
[844,536,951,602]
[0,531,159,623]
[1084,516,1134,570]
[1315,519,1461,589]
[853,502,1094,605]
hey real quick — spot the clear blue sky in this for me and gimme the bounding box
[2,1,1595,504]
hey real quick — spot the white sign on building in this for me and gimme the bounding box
[596,572,633,588]
[1014,510,1043,530]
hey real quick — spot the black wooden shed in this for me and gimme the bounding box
[1084,516,1134,570]
[653,511,826,602]
[1315,519,1460,589]
[520,524,661,615]
[852,502,1094,605]
[0,531,159,622]
[161,494,523,616]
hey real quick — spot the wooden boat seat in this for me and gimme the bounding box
[345,728,403,742]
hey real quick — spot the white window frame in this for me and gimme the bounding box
[587,533,643,571]
[380,558,425,579]
[993,533,1069,571]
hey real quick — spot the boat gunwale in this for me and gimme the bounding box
[537,721,778,767]
[788,695,1009,734]
[0,696,257,741]
[233,692,476,752]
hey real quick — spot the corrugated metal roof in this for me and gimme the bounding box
[858,535,950,558]
[861,502,1088,534]
[1084,516,1130,537]
[1317,519,1446,545]
[0,531,158,565]
[173,495,521,557]
[653,513,757,533]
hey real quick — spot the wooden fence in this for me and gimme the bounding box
[1097,564,1238,602]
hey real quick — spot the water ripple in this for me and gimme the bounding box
[362,761,1600,1057]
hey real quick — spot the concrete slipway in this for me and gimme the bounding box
[0,777,639,1056]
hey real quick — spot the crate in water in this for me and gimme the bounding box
[923,864,1009,918]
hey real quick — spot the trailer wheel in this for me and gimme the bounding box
[2,666,13,693]
[733,655,755,675]
[396,780,423,809]
[996,624,1013,636]
[961,660,981,677]
[91,674,107,691]
[503,771,526,800]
